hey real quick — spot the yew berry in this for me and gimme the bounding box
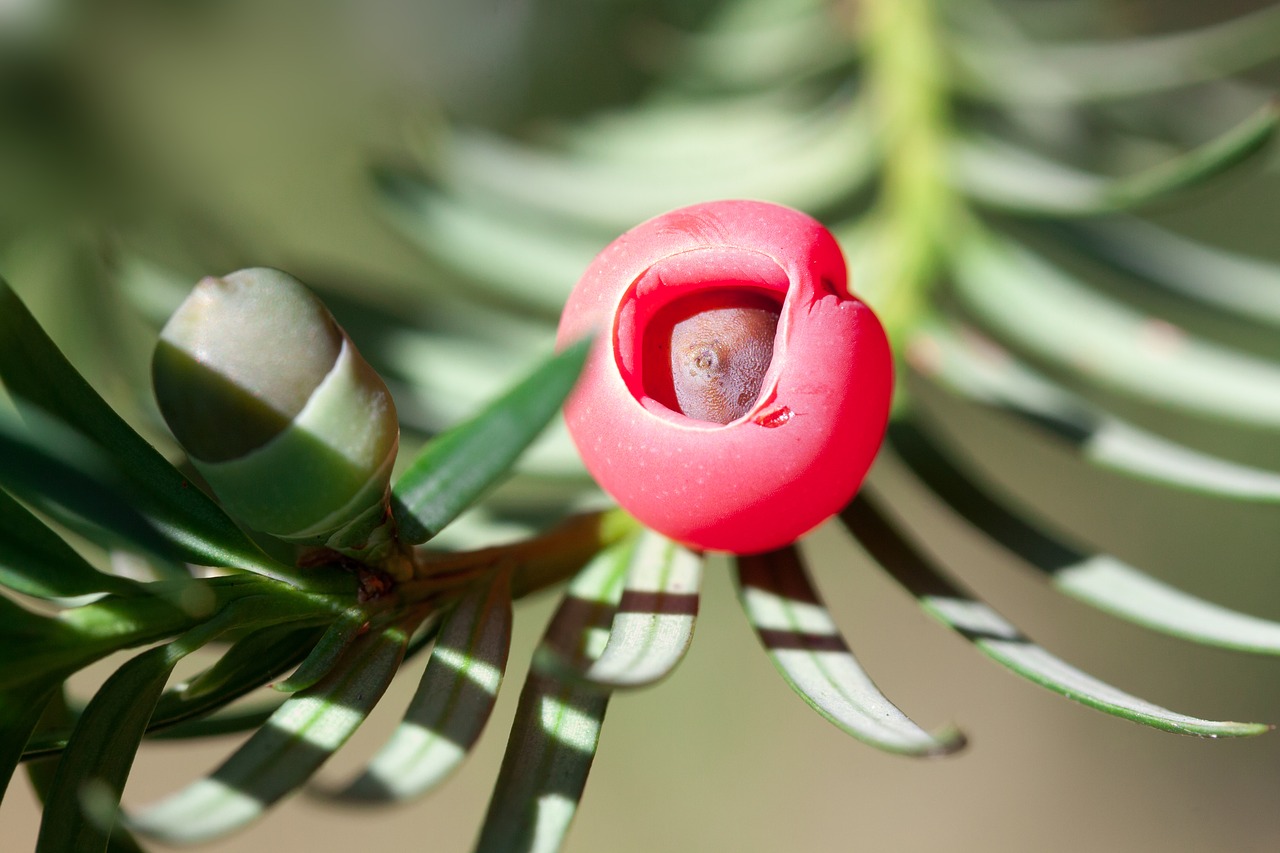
[556,200,893,554]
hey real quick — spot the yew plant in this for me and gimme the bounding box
[3,1,1280,851]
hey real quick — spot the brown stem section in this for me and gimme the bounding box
[390,509,640,606]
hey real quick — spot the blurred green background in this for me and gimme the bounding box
[3,1,1280,850]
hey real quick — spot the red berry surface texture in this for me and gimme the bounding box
[557,200,893,553]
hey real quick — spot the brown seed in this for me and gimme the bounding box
[643,290,780,424]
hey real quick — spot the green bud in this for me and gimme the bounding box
[153,268,399,545]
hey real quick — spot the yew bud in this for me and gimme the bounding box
[153,268,399,545]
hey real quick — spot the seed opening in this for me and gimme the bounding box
[642,289,781,424]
